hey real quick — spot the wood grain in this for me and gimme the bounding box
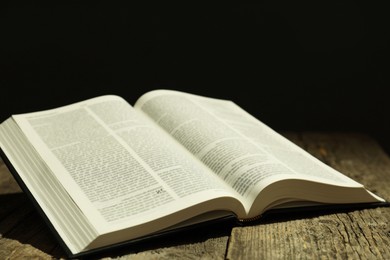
[1,133,389,259]
[227,132,390,260]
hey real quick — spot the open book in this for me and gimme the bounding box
[0,90,385,257]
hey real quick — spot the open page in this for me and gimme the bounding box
[7,95,245,252]
[135,90,382,216]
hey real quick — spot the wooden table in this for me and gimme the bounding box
[1,132,389,259]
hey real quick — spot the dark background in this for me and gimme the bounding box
[1,3,389,153]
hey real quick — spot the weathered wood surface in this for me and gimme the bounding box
[0,132,389,259]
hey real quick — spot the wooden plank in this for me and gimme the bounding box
[227,132,390,259]
[112,236,230,260]
[228,208,390,259]
[1,133,390,259]
[0,237,52,260]
[0,157,21,194]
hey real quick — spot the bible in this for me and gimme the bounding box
[0,89,385,257]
